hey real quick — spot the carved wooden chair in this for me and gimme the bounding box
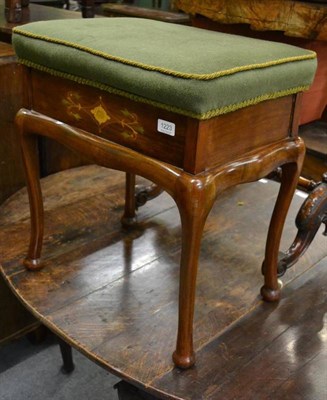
[12,18,317,368]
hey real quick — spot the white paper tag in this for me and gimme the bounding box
[157,119,175,136]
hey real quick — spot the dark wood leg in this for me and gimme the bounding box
[172,212,206,368]
[172,179,215,369]
[17,114,44,271]
[122,174,163,226]
[277,172,327,276]
[261,160,304,302]
[26,325,47,344]
[114,380,159,400]
[4,0,22,23]
[80,0,95,18]
[121,173,137,227]
[58,337,75,374]
[135,183,163,208]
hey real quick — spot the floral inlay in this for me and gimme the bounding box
[62,92,144,139]
[91,105,111,125]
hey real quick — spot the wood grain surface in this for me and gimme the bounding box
[102,3,190,24]
[300,121,327,181]
[0,42,39,342]
[0,45,26,204]
[0,0,81,41]
[175,0,327,40]
[0,165,326,398]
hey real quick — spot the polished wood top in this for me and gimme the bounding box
[0,166,326,398]
[102,3,190,24]
[0,41,14,56]
[175,0,327,41]
[0,0,81,40]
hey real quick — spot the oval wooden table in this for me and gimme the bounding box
[0,165,326,399]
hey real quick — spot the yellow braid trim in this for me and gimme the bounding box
[13,28,316,81]
[19,59,309,120]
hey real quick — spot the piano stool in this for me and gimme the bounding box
[12,17,317,368]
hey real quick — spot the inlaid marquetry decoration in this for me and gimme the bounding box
[62,92,145,139]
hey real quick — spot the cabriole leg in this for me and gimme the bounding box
[172,179,215,369]
[261,160,304,302]
[17,115,44,271]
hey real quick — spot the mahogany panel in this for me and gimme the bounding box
[31,71,299,174]
[31,71,187,168]
[0,49,26,204]
[193,95,294,172]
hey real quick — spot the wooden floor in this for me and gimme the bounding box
[0,165,326,399]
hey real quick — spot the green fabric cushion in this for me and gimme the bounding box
[12,18,317,120]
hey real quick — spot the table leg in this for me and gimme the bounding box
[16,112,44,271]
[58,337,75,374]
[80,0,94,18]
[172,177,216,368]
[114,380,159,399]
[121,173,137,226]
[261,158,305,302]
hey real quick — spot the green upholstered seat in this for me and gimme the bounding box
[12,18,317,120]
